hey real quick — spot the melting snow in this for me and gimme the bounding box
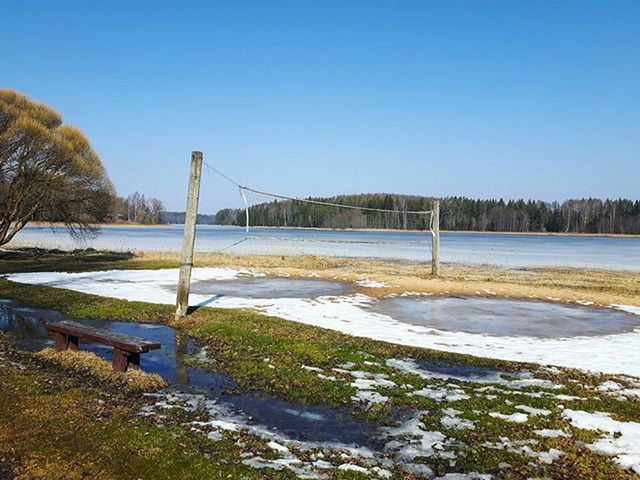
[441,408,475,430]
[596,380,640,400]
[533,429,570,438]
[142,391,379,478]
[515,405,551,416]
[9,268,640,376]
[382,412,454,463]
[139,390,476,478]
[488,412,529,423]
[356,279,388,288]
[338,463,368,473]
[302,365,324,372]
[612,304,640,316]
[350,376,397,390]
[386,358,562,390]
[482,437,563,464]
[268,441,290,453]
[562,409,640,474]
[434,474,492,480]
[410,386,470,402]
[351,390,389,406]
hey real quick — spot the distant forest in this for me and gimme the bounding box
[163,211,215,225]
[213,194,640,234]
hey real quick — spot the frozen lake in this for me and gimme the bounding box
[11,224,640,270]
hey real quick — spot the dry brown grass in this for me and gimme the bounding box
[134,251,640,309]
[36,348,167,391]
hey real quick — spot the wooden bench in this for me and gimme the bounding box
[44,320,161,372]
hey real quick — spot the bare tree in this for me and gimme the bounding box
[149,198,166,224]
[0,89,115,245]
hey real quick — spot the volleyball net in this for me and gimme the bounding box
[200,160,440,270]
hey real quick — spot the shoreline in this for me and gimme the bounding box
[29,221,173,229]
[25,222,640,238]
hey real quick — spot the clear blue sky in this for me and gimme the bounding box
[2,1,639,212]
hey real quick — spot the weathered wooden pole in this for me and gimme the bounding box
[175,151,203,319]
[431,200,440,276]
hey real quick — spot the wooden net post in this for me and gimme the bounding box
[175,151,203,319]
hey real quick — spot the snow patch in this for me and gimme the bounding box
[562,409,640,474]
[302,365,324,372]
[383,413,454,463]
[611,304,640,316]
[533,429,570,438]
[488,412,529,423]
[338,463,368,473]
[441,408,475,430]
[483,437,563,464]
[386,358,562,390]
[515,405,551,416]
[597,380,640,400]
[356,279,388,288]
[351,390,389,406]
[434,474,493,480]
[410,386,470,402]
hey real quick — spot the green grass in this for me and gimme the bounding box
[0,347,262,479]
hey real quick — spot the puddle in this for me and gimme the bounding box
[407,357,506,383]
[386,357,561,391]
[368,296,640,337]
[0,299,381,448]
[183,277,351,299]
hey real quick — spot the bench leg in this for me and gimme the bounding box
[54,333,79,351]
[112,348,128,372]
[128,353,141,370]
[53,332,66,351]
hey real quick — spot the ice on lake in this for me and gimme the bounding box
[12,224,640,270]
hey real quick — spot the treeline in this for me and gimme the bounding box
[111,192,166,224]
[441,197,640,233]
[215,194,433,230]
[163,211,216,225]
[213,194,640,234]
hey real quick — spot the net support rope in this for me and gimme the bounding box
[202,160,435,252]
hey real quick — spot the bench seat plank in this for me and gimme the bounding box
[45,320,161,353]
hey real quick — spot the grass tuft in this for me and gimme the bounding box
[35,348,167,392]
